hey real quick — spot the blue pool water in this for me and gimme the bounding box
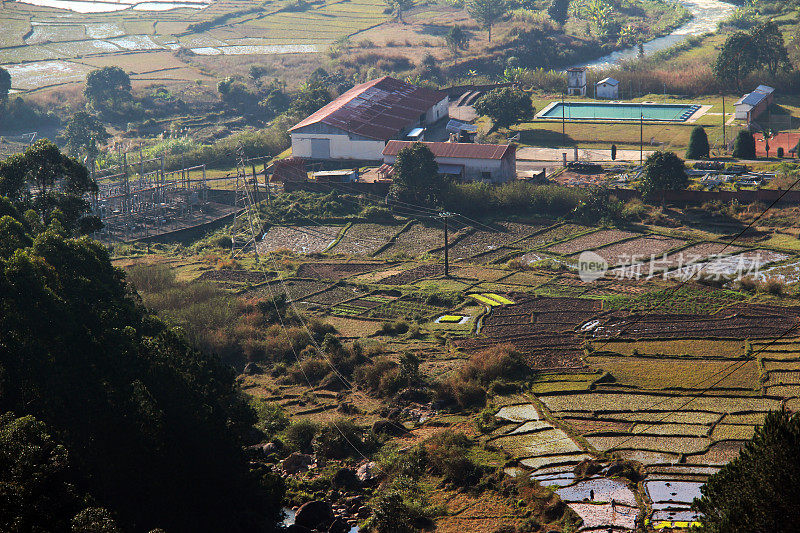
[540,102,700,122]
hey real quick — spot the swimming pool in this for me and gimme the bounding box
[538,102,701,122]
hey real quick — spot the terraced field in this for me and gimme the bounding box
[0,0,399,91]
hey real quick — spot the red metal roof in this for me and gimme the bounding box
[289,76,446,140]
[382,141,514,160]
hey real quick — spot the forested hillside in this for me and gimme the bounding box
[0,192,283,531]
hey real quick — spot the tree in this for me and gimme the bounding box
[445,25,470,55]
[686,125,710,159]
[384,0,414,22]
[0,140,99,233]
[0,66,10,103]
[693,409,800,533]
[733,129,756,159]
[84,67,131,111]
[389,142,445,205]
[713,32,759,91]
[466,0,508,42]
[290,80,332,118]
[0,224,285,532]
[752,21,790,76]
[547,0,570,26]
[59,111,110,162]
[639,150,688,207]
[473,87,534,130]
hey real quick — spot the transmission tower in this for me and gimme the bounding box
[230,144,263,262]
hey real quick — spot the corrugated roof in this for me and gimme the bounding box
[736,91,767,107]
[289,76,446,140]
[382,140,513,160]
[597,77,619,86]
[755,84,775,95]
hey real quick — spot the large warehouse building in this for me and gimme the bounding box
[289,76,449,161]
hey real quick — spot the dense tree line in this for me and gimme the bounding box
[0,146,284,532]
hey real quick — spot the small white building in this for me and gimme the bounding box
[595,77,619,99]
[734,85,774,123]
[567,67,587,96]
[289,76,449,162]
[381,140,516,183]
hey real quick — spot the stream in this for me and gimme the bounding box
[581,0,737,68]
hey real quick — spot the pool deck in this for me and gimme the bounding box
[536,101,711,123]
[686,105,713,123]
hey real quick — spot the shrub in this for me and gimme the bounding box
[125,262,176,293]
[424,432,479,486]
[621,198,647,220]
[733,130,756,159]
[762,278,785,296]
[312,419,367,459]
[287,357,329,385]
[778,146,785,158]
[250,400,290,438]
[459,345,530,384]
[380,320,410,336]
[283,420,320,453]
[686,126,710,159]
[739,276,758,292]
[435,377,487,409]
[366,476,436,533]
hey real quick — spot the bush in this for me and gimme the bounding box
[283,420,320,453]
[459,345,530,384]
[312,419,368,460]
[733,130,756,159]
[424,432,479,486]
[686,126,710,159]
[380,320,410,336]
[125,263,176,293]
[621,198,647,221]
[251,400,290,438]
[287,357,329,385]
[435,377,487,409]
[762,278,785,296]
[366,476,436,533]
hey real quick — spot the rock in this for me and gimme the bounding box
[356,461,379,483]
[372,419,407,437]
[328,518,349,533]
[282,452,314,474]
[286,525,313,533]
[295,500,334,530]
[243,362,262,375]
[264,440,283,455]
[332,467,360,490]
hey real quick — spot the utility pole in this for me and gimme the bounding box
[722,94,727,152]
[439,211,454,277]
[263,158,271,206]
[640,108,644,166]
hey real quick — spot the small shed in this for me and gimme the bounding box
[595,77,619,99]
[567,67,587,96]
[312,169,358,183]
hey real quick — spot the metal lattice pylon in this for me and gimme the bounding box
[230,144,264,261]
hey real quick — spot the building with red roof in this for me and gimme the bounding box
[289,76,449,161]
[381,140,516,183]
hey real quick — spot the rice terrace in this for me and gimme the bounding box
[6,0,800,527]
[118,205,800,532]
